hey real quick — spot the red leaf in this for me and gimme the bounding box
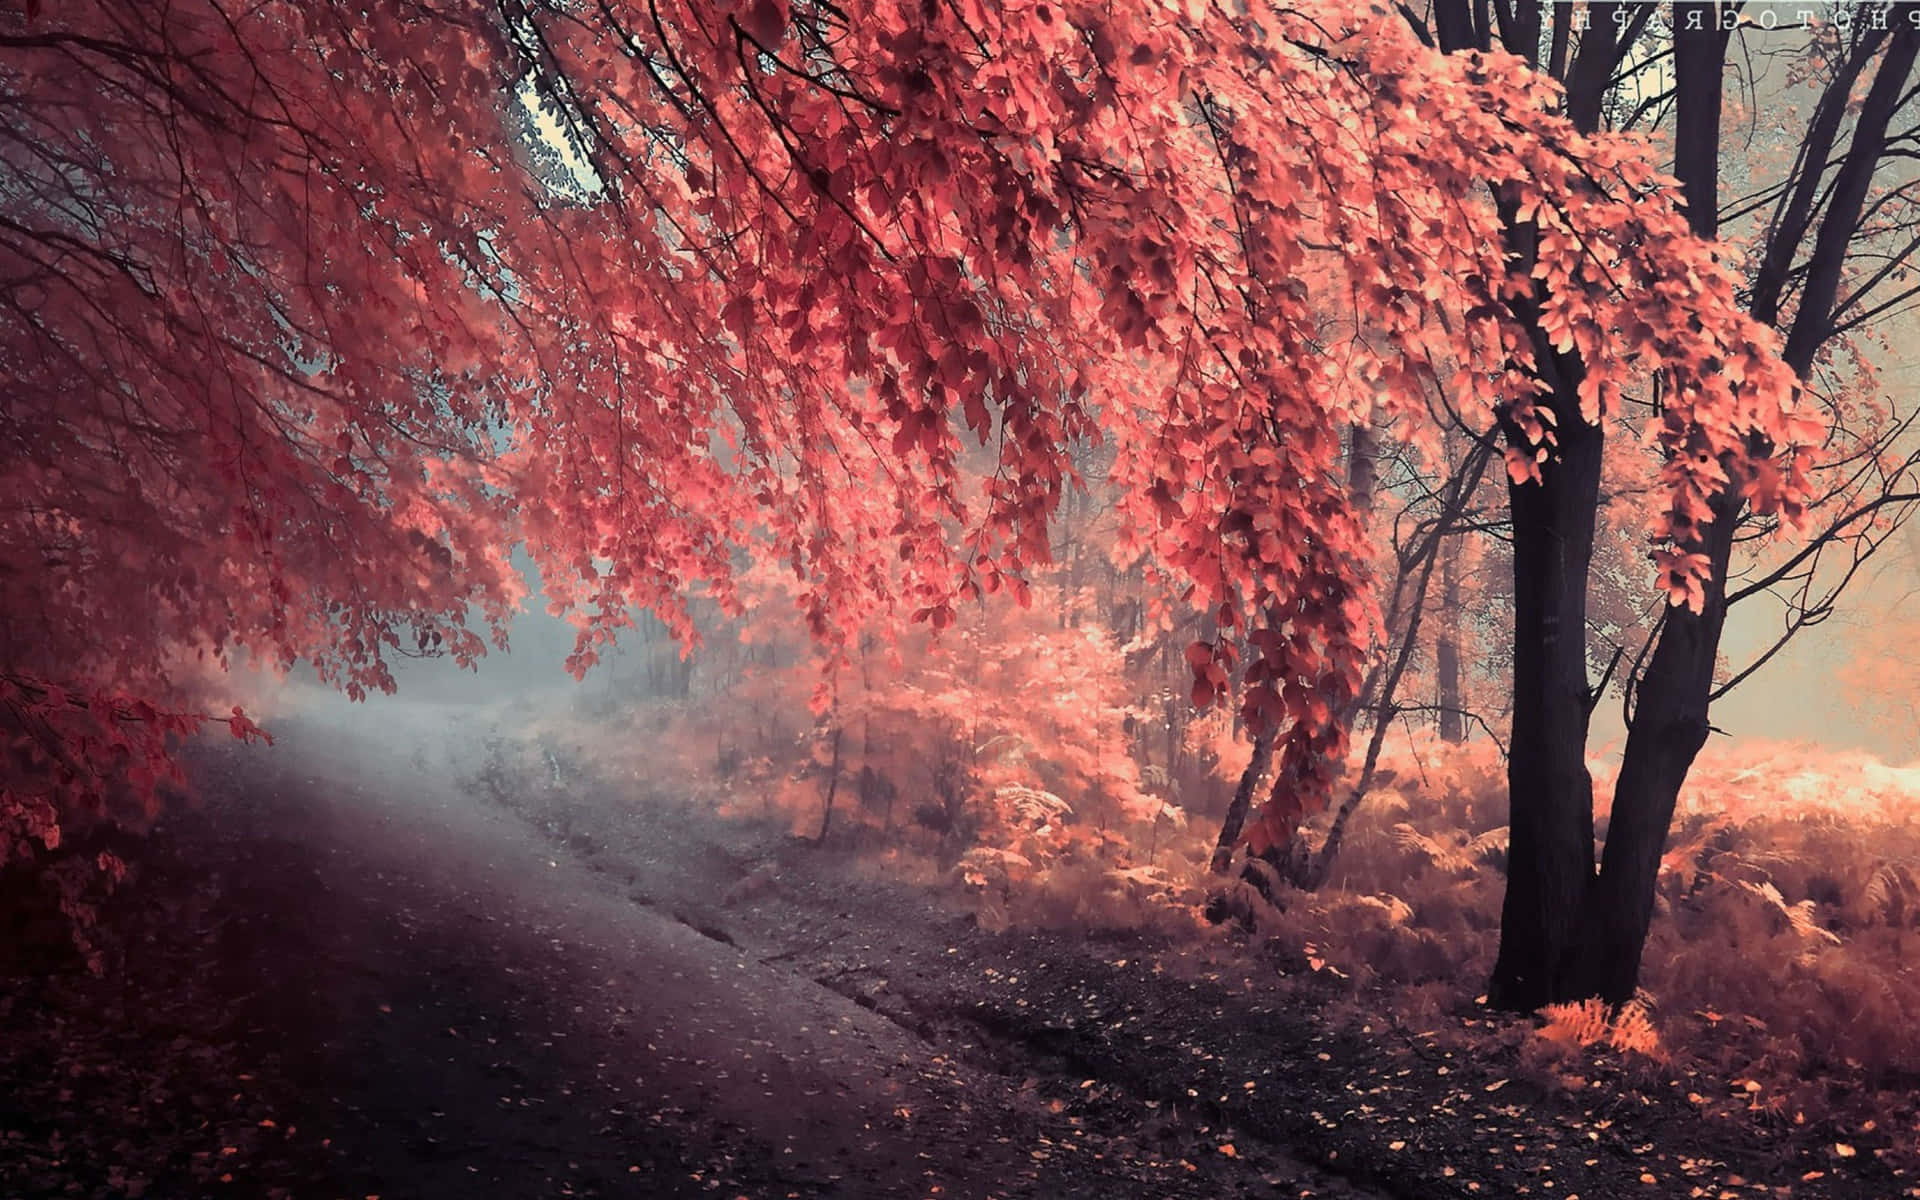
[740,0,788,45]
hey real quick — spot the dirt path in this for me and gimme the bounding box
[215,722,1324,1199]
[3,704,1353,1199]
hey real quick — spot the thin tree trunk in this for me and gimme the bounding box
[1165,692,1178,781]
[1209,728,1275,875]
[1198,416,1367,875]
[1311,439,1491,887]
[816,725,843,845]
[1436,539,1465,743]
[1308,723,1388,891]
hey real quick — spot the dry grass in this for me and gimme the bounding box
[545,692,1920,1147]
[1265,734,1920,1138]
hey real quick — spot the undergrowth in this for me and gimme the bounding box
[527,694,1920,1171]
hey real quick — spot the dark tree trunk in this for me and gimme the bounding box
[1209,729,1274,876]
[1572,21,1918,1004]
[1422,0,1917,1010]
[1487,412,1603,1011]
[1571,517,1731,1001]
[1436,538,1464,743]
[1481,7,1653,1014]
[1425,0,1630,1013]
[1564,0,1733,1007]
[1670,3,1723,236]
[816,726,843,844]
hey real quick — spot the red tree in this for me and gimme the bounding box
[0,0,1811,954]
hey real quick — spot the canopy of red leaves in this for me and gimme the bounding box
[0,0,1814,859]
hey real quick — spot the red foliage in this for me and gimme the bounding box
[1,0,1817,871]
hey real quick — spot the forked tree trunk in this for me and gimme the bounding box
[1427,0,1917,1010]
[1562,2,1731,1006]
[1423,0,1620,1012]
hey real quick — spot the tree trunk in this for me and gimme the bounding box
[1573,506,1733,1000]
[1206,387,1355,878]
[1487,411,1603,1011]
[1307,719,1393,890]
[1309,438,1489,886]
[1164,692,1179,782]
[816,726,843,844]
[1570,22,1919,1003]
[1209,728,1275,875]
[1424,0,1627,1013]
[1436,537,1464,743]
[1557,1,1728,1007]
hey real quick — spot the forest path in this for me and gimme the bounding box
[56,700,1350,1199]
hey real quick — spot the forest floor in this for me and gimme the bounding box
[0,698,1909,1199]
